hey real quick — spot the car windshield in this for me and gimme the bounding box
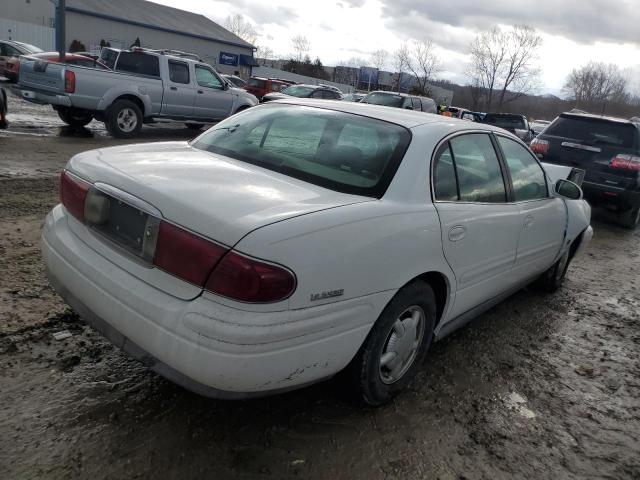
[482,115,526,130]
[14,42,43,54]
[363,93,403,107]
[545,116,636,148]
[191,104,412,197]
[281,85,315,97]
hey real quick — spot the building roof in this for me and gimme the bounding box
[66,0,254,50]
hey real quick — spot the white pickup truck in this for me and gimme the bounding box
[16,47,258,138]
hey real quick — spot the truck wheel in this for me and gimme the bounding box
[57,107,93,127]
[346,281,436,406]
[619,204,640,229]
[106,100,142,138]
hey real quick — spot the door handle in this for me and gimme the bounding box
[448,225,467,242]
[523,215,534,229]
[197,90,204,94]
[169,86,177,91]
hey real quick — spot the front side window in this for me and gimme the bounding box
[115,52,160,77]
[169,61,190,84]
[191,104,411,197]
[310,90,324,98]
[449,134,506,203]
[497,136,548,201]
[412,97,422,110]
[195,65,222,88]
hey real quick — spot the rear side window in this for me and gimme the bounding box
[497,136,548,201]
[449,134,506,203]
[412,97,422,110]
[433,144,458,201]
[169,61,189,84]
[545,116,636,149]
[115,52,160,77]
[191,104,411,197]
[249,78,266,88]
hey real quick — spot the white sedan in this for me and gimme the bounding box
[42,99,592,405]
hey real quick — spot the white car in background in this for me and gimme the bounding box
[42,100,592,405]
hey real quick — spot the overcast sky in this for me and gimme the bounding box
[151,0,640,95]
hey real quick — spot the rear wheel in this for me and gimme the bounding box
[619,204,640,229]
[57,107,93,127]
[347,281,436,406]
[105,100,142,138]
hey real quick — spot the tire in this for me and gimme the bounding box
[347,281,436,406]
[56,107,93,127]
[537,249,571,292]
[185,123,204,131]
[105,99,143,139]
[618,204,640,230]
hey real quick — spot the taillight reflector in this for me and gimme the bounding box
[611,154,640,171]
[153,221,227,286]
[205,251,296,303]
[60,170,90,221]
[64,70,75,93]
[530,138,549,156]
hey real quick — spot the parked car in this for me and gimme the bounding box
[43,99,592,405]
[221,74,247,88]
[531,112,640,228]
[4,51,108,83]
[342,92,366,102]
[244,76,293,99]
[480,113,535,143]
[361,91,437,114]
[530,119,552,135]
[15,47,258,137]
[262,84,343,102]
[0,40,43,78]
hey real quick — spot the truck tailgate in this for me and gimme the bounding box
[18,57,65,93]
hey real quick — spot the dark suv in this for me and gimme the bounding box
[531,112,640,228]
[480,113,534,143]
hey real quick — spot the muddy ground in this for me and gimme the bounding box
[1,96,639,479]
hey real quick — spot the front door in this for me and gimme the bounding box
[432,133,521,319]
[495,135,566,282]
[161,60,195,117]
[193,65,234,120]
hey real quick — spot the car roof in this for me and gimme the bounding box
[559,111,638,125]
[270,98,505,131]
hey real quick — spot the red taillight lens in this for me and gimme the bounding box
[206,251,296,303]
[60,170,90,221]
[153,221,227,286]
[611,154,640,171]
[530,138,549,156]
[64,70,75,93]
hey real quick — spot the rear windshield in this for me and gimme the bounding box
[544,116,637,149]
[363,93,403,107]
[282,85,315,97]
[191,104,412,197]
[115,52,160,77]
[99,49,118,69]
[248,78,266,88]
[482,115,526,130]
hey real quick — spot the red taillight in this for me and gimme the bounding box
[611,154,640,171]
[530,138,549,157]
[206,251,296,303]
[60,170,90,221]
[64,70,75,93]
[153,221,228,286]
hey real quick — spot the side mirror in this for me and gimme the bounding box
[555,179,582,200]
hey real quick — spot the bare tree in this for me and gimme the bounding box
[565,62,628,112]
[370,49,388,72]
[404,39,441,96]
[291,35,310,63]
[224,14,258,46]
[468,25,542,111]
[256,45,274,64]
[393,42,410,92]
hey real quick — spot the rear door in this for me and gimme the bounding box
[432,132,521,318]
[496,134,565,282]
[193,64,233,119]
[161,60,195,117]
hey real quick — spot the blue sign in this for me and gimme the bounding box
[219,52,239,66]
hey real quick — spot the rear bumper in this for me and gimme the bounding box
[42,205,389,398]
[14,85,72,107]
[582,181,640,210]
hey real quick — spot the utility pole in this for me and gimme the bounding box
[51,0,66,62]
